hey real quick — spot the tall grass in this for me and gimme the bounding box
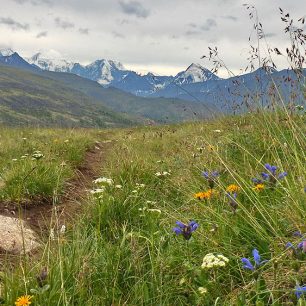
[1,109,305,305]
[0,128,97,202]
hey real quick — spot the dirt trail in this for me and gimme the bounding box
[0,140,112,236]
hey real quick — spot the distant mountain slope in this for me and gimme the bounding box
[20,50,306,111]
[42,70,218,123]
[0,52,39,72]
[153,67,306,112]
[0,65,138,127]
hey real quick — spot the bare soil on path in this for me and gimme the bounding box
[0,139,113,254]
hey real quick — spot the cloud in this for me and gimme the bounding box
[265,32,276,38]
[112,31,125,38]
[36,31,48,38]
[119,1,150,18]
[0,17,29,30]
[201,18,217,31]
[185,30,201,36]
[12,0,51,5]
[54,17,74,29]
[188,23,197,28]
[79,28,89,34]
[221,15,238,22]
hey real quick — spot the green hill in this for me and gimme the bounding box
[0,65,138,127]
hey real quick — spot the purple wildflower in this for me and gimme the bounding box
[253,163,287,187]
[202,171,219,189]
[172,220,199,240]
[241,258,255,270]
[261,163,287,182]
[295,285,306,299]
[293,231,303,237]
[297,240,306,253]
[241,249,268,270]
[285,239,306,254]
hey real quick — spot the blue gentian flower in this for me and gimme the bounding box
[297,240,306,252]
[286,242,294,249]
[264,163,277,175]
[172,220,199,240]
[293,231,303,237]
[278,172,288,179]
[286,239,306,254]
[295,285,306,299]
[261,163,287,181]
[253,163,287,187]
[252,249,261,265]
[252,178,264,184]
[202,171,219,188]
[241,249,268,270]
[261,172,270,180]
[241,258,255,270]
[202,171,219,179]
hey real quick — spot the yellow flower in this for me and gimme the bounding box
[226,184,240,193]
[194,189,214,200]
[253,184,265,191]
[15,295,33,306]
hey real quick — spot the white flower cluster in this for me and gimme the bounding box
[93,177,113,186]
[198,287,208,295]
[201,253,229,269]
[295,105,304,110]
[136,183,145,188]
[90,177,114,198]
[90,187,106,198]
[50,225,66,240]
[32,151,44,160]
[138,207,161,214]
[155,171,171,177]
[132,183,145,193]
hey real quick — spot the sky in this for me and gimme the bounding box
[0,0,305,77]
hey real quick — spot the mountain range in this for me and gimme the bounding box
[0,48,305,127]
[26,51,221,96]
[0,49,217,127]
[23,49,306,109]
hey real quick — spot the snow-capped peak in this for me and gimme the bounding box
[174,63,220,85]
[27,51,74,72]
[88,59,125,71]
[0,48,15,57]
[84,59,126,85]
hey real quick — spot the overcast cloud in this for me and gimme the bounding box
[0,0,305,76]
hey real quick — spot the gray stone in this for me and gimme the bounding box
[0,215,40,254]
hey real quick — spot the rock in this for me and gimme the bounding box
[0,215,40,254]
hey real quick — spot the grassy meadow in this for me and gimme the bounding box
[0,109,305,305]
[0,127,100,201]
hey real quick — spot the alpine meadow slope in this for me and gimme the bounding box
[0,64,138,127]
